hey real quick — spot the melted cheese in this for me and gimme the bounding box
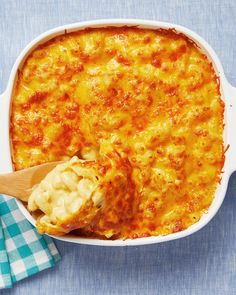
[28,156,104,235]
[11,28,224,239]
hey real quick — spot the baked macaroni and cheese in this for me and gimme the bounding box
[11,27,224,239]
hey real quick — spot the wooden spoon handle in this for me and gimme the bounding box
[0,173,29,202]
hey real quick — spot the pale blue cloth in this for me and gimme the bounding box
[1,0,236,294]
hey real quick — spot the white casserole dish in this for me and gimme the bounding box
[0,19,235,246]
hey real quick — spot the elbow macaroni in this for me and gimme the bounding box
[28,156,104,235]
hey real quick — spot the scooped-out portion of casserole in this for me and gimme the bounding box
[28,153,137,237]
[11,27,224,239]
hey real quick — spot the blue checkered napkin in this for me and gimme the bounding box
[0,195,61,289]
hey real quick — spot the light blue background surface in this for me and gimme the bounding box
[1,0,236,294]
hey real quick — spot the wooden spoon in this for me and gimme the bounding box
[0,161,63,202]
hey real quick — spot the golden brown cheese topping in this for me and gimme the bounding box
[11,27,224,239]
